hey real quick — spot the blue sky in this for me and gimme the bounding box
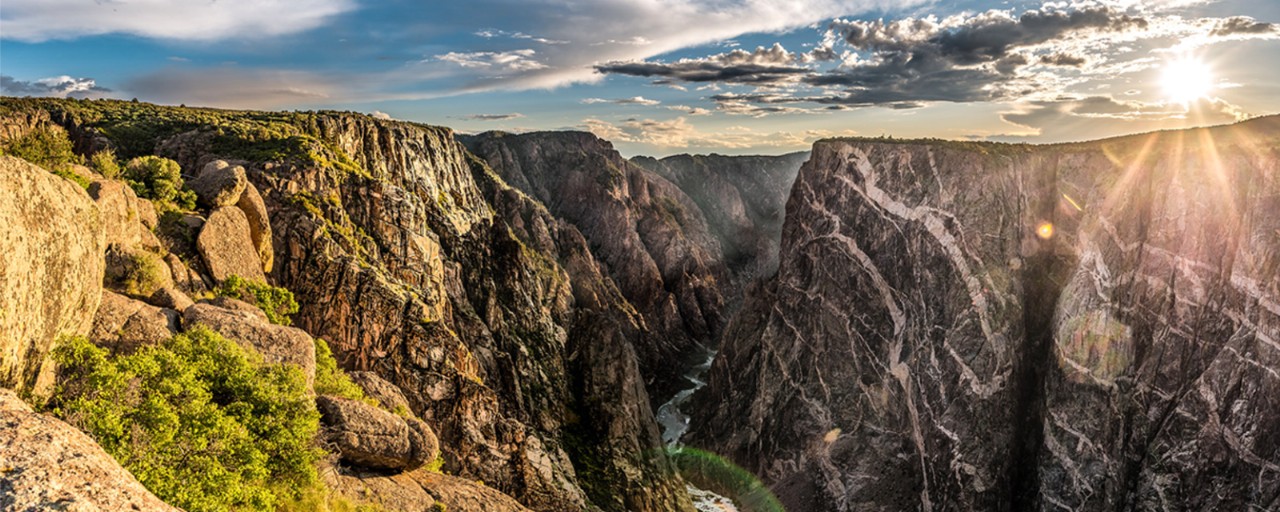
[2,0,1278,156]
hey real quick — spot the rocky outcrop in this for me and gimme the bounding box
[0,389,178,512]
[632,151,808,281]
[197,206,268,283]
[88,179,162,254]
[317,395,439,471]
[349,371,414,413]
[236,182,274,272]
[692,119,1280,510]
[465,132,729,402]
[90,291,181,354]
[183,302,316,386]
[0,156,105,393]
[190,160,247,208]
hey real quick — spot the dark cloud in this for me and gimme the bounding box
[1210,16,1277,37]
[1039,53,1086,66]
[595,43,810,84]
[461,113,525,120]
[796,6,1149,105]
[1,75,111,97]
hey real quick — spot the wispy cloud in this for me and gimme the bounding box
[0,0,355,42]
[0,75,111,98]
[581,96,661,106]
[460,113,525,120]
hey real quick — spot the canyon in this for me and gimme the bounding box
[0,97,1276,511]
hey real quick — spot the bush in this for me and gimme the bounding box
[114,250,165,296]
[313,338,368,403]
[50,328,322,512]
[214,275,299,326]
[4,126,80,170]
[90,149,122,179]
[124,155,196,210]
[3,126,89,188]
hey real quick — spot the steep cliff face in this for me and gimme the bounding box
[692,118,1280,511]
[632,152,808,282]
[463,132,729,401]
[0,98,693,512]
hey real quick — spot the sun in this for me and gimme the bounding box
[1161,57,1214,105]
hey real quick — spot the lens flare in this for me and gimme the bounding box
[1036,222,1055,240]
[1161,57,1213,106]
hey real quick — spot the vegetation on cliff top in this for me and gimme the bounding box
[49,327,322,511]
[214,275,301,326]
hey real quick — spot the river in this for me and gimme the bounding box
[654,345,741,512]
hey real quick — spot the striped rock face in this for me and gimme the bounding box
[691,118,1280,512]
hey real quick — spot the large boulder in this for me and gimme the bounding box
[236,182,273,272]
[348,371,413,414]
[196,206,267,283]
[182,303,315,386]
[317,395,439,471]
[0,389,179,511]
[0,156,105,392]
[90,291,180,353]
[189,160,247,208]
[88,179,162,253]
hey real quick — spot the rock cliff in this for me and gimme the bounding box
[464,132,731,402]
[632,151,808,282]
[691,119,1280,510]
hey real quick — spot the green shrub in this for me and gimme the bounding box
[313,338,368,403]
[116,251,165,296]
[50,328,322,512]
[213,275,299,326]
[4,126,80,170]
[124,155,196,210]
[3,126,89,188]
[90,149,122,179]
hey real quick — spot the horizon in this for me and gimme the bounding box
[2,1,1278,156]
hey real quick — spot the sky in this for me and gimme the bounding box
[1,0,1278,157]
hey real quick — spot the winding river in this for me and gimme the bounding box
[655,346,740,512]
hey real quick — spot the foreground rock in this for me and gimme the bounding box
[0,156,105,392]
[348,371,414,413]
[196,206,267,283]
[235,183,273,272]
[692,118,1280,510]
[183,302,316,386]
[90,291,180,353]
[0,389,179,512]
[317,395,439,471]
[326,466,532,512]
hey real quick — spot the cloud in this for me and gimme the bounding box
[1039,53,1087,66]
[122,67,336,109]
[581,116,856,150]
[581,96,661,106]
[1209,16,1277,37]
[997,95,1249,142]
[0,75,112,98]
[371,111,394,120]
[436,49,548,72]
[0,0,354,42]
[403,0,927,93]
[595,43,810,84]
[461,113,525,120]
[666,105,712,115]
[475,29,568,45]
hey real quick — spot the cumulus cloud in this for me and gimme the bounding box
[461,113,525,120]
[0,75,111,98]
[595,43,809,84]
[1209,16,1277,37]
[0,0,354,42]
[581,96,661,106]
[123,67,336,109]
[371,111,394,120]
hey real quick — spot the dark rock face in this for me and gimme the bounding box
[692,118,1280,511]
[632,151,808,281]
[464,132,729,401]
[162,116,696,511]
